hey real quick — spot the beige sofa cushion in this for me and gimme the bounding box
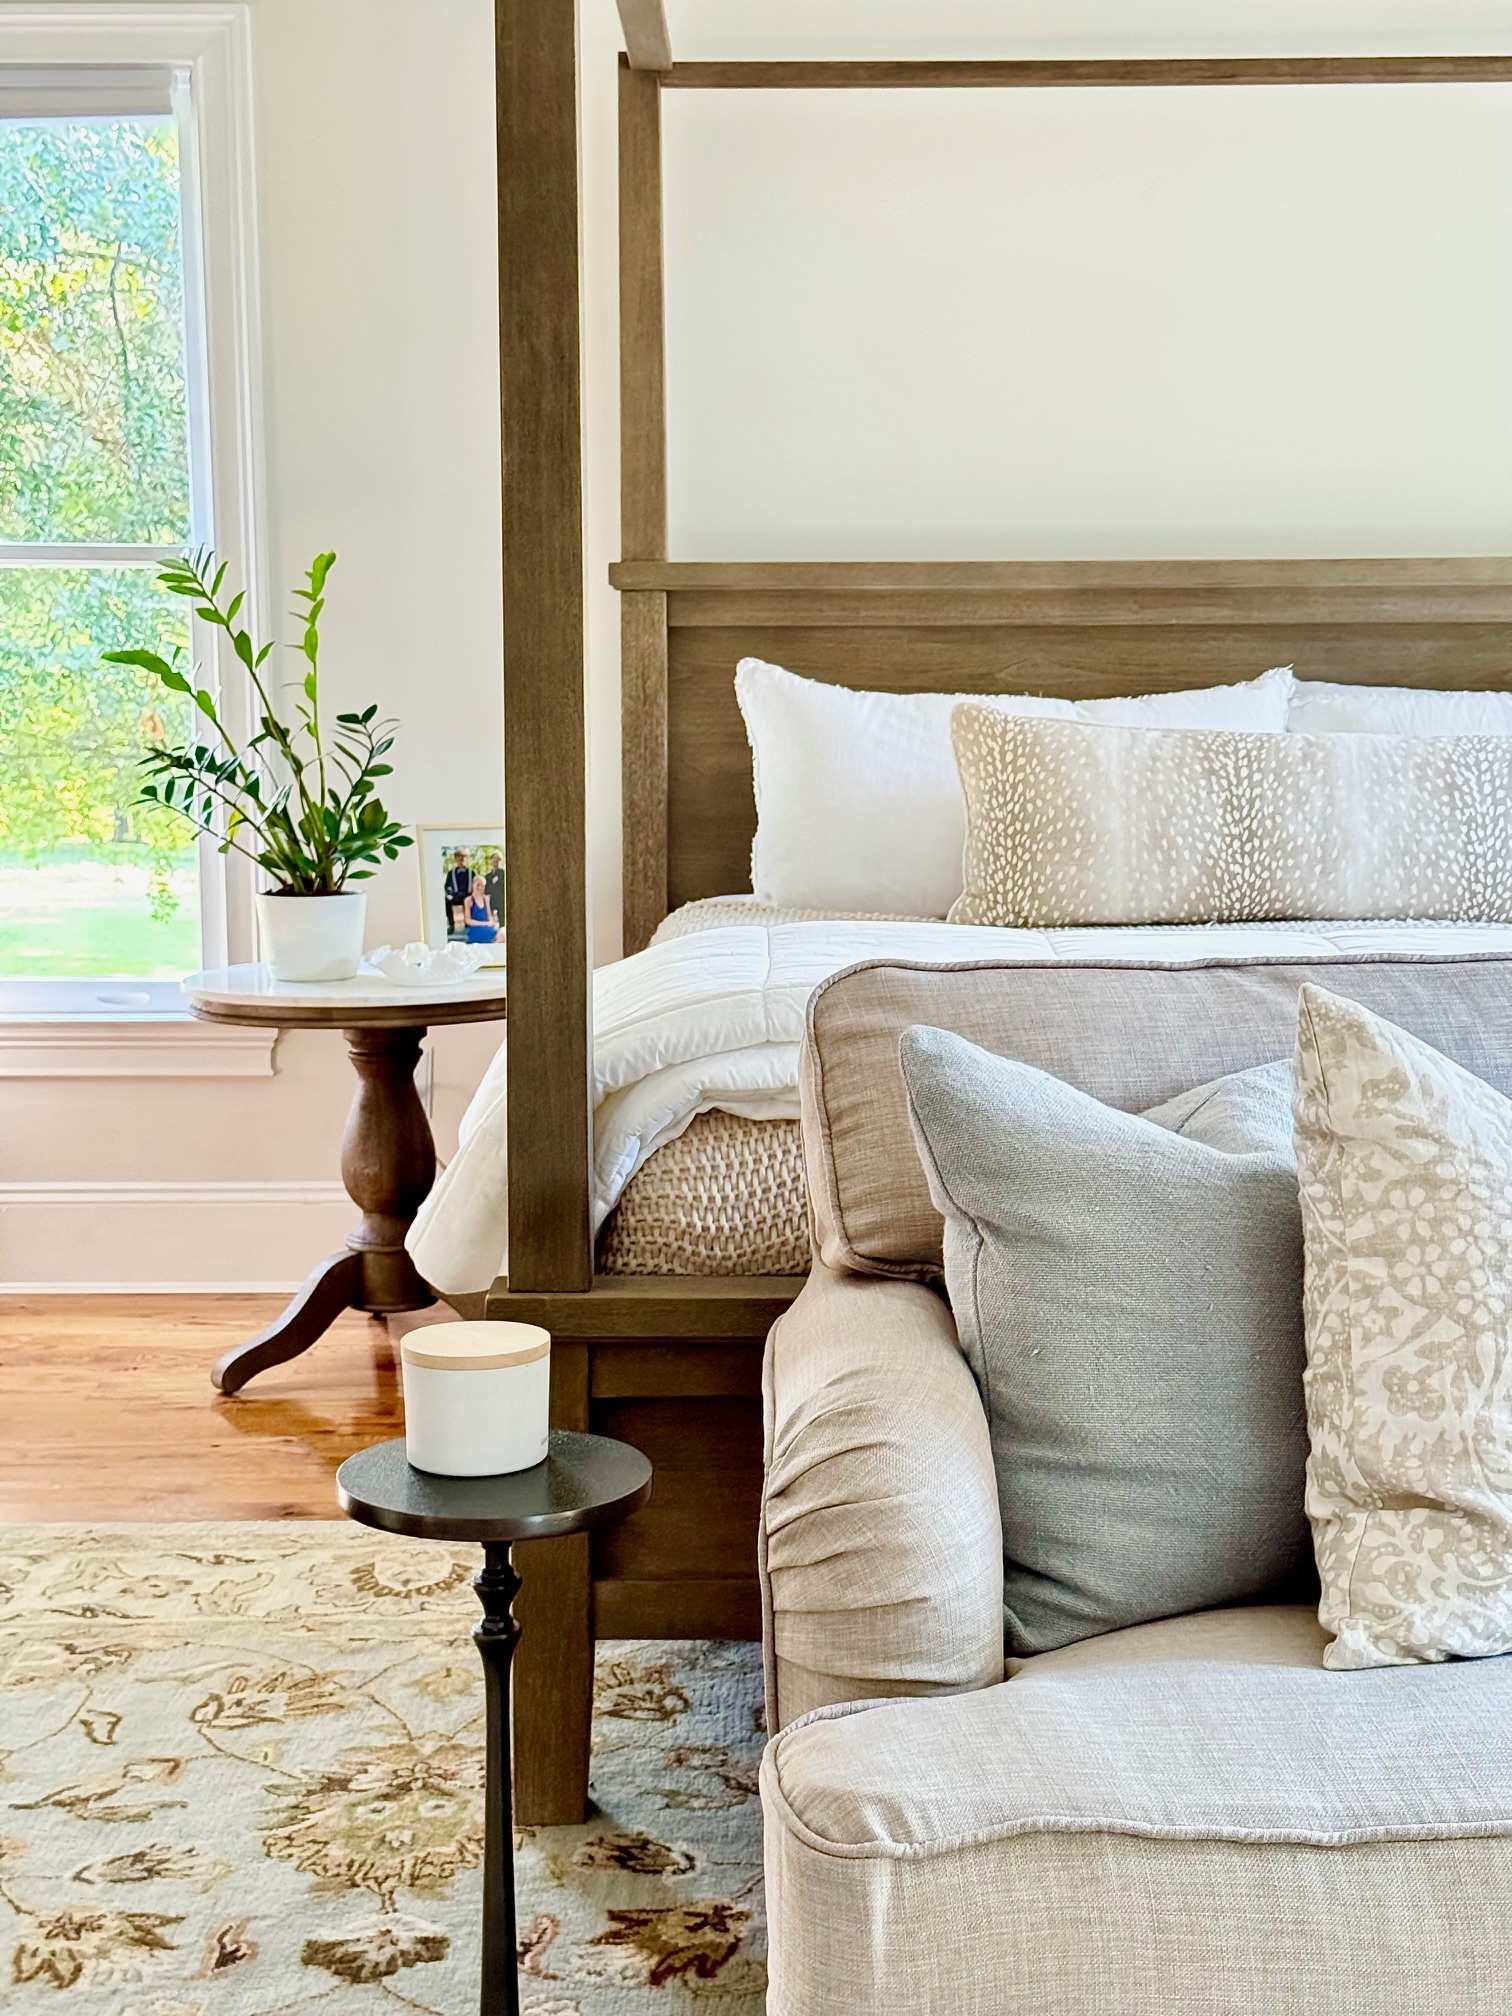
[766,1603,1512,1853]
[763,1602,1512,2014]
[800,953,1512,1276]
[765,1801,1511,2016]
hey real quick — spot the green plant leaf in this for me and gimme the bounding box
[100,542,403,890]
[101,648,191,696]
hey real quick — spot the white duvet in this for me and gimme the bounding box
[406,913,1512,1294]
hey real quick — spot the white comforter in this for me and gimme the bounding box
[406,914,1512,1293]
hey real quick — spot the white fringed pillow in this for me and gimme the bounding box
[1289,679,1512,737]
[1293,985,1512,1669]
[949,707,1512,928]
[735,658,1294,917]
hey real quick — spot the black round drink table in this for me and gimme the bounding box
[336,1432,652,2016]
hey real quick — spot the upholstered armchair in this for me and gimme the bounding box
[758,955,1512,2016]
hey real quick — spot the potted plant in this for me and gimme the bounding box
[104,549,412,981]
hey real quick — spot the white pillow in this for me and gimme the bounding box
[736,658,1295,916]
[1288,679,1512,737]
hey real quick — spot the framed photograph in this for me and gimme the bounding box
[417,825,506,965]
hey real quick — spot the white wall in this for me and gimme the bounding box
[1,0,505,1288]
[662,85,1512,560]
[253,0,503,949]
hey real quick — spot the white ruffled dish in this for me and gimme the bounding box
[364,941,489,986]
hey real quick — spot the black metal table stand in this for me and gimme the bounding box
[335,1432,653,2016]
[474,1545,523,2015]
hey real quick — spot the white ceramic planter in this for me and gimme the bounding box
[401,1322,551,1477]
[255,889,367,982]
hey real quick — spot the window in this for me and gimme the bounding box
[0,67,209,985]
[0,17,263,1031]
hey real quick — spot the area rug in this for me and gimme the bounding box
[0,1523,766,2013]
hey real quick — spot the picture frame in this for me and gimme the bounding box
[416,825,506,965]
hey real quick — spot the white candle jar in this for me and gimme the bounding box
[401,1322,551,1477]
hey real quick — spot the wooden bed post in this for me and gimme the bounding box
[619,53,670,954]
[617,0,673,76]
[496,0,594,1826]
[497,0,592,1297]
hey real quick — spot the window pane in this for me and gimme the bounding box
[0,115,191,543]
[0,568,201,978]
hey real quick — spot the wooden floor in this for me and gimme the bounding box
[0,1295,412,1522]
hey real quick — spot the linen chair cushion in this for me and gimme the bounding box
[800,952,1512,1278]
[761,1603,1512,2016]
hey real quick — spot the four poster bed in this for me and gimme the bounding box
[483,4,1512,1822]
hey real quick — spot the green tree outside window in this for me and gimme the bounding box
[0,113,201,977]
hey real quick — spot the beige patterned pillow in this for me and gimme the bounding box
[949,706,1512,927]
[1293,983,1512,1669]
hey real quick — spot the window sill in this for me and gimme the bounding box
[0,988,276,1079]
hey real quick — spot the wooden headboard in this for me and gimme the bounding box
[611,555,1512,950]
[611,57,1512,951]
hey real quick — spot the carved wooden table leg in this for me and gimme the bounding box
[212,1024,437,1395]
[210,1249,364,1393]
[340,1027,437,1315]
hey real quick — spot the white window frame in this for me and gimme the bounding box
[0,5,268,1065]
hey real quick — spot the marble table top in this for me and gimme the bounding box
[183,962,508,1028]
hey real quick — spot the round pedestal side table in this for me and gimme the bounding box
[183,962,507,1394]
[336,1432,653,2016]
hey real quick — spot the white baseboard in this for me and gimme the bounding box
[0,1179,354,1291]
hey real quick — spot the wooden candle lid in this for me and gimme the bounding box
[400,1322,550,1373]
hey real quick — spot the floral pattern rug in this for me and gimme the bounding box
[0,1523,766,2014]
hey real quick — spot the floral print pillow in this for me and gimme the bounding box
[1294,983,1512,1669]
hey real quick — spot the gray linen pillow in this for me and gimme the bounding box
[901,1024,1311,1656]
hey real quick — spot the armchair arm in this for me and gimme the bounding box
[760,1264,1004,1731]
